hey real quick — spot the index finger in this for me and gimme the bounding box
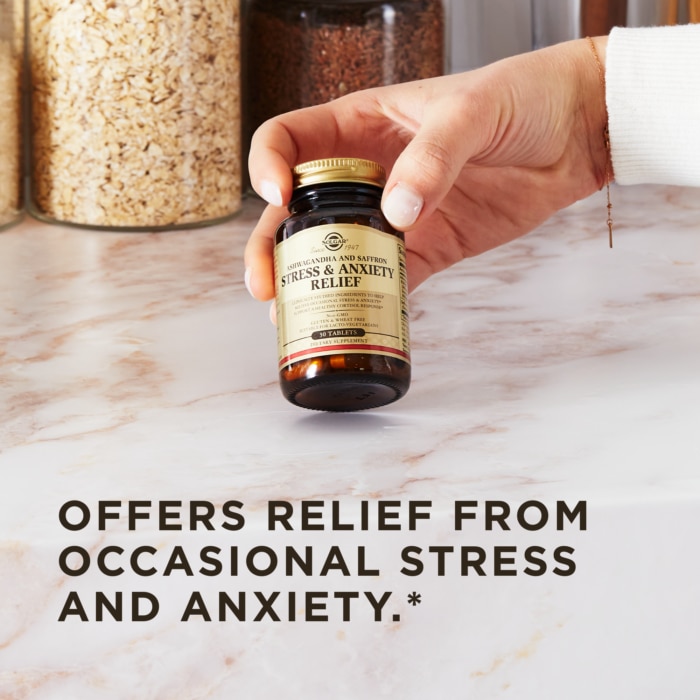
[244,200,292,301]
[247,90,394,205]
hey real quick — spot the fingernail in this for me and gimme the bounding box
[244,266,255,298]
[260,179,283,207]
[269,300,278,326]
[383,183,423,229]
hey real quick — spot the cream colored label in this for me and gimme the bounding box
[274,223,410,369]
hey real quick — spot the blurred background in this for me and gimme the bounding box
[453,0,695,72]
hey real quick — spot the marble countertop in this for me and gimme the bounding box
[1,186,699,699]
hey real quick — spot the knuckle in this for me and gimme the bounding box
[411,135,455,181]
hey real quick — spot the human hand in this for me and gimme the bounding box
[244,37,610,301]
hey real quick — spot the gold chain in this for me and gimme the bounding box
[587,36,613,248]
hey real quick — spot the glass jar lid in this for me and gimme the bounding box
[293,158,386,188]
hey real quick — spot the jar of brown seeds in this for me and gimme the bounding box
[245,0,447,145]
[28,0,242,230]
[0,0,23,231]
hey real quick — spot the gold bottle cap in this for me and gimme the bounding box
[292,158,386,189]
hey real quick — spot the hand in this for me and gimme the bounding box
[244,37,609,300]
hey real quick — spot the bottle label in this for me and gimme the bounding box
[274,223,410,370]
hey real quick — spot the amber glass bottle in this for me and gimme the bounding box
[274,158,411,412]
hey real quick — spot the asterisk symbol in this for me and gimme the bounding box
[407,592,421,606]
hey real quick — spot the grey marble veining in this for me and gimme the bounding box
[1,185,699,698]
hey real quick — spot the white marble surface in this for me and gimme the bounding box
[1,185,699,699]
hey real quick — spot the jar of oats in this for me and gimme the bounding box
[245,0,448,142]
[0,0,23,231]
[28,0,242,230]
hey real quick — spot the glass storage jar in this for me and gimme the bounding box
[690,0,700,22]
[531,0,681,49]
[28,0,242,230]
[532,0,627,48]
[0,0,23,231]
[246,0,447,141]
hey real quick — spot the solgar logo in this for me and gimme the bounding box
[322,232,346,251]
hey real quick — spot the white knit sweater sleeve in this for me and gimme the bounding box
[606,25,700,186]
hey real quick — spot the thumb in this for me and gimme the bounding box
[381,96,484,230]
